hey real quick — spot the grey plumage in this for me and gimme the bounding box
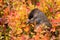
[27,8,52,30]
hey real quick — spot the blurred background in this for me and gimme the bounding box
[0,0,60,40]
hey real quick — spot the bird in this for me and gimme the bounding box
[27,8,52,31]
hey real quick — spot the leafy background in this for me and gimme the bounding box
[0,0,60,40]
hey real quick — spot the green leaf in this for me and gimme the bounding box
[0,26,3,31]
[0,11,4,18]
[55,30,59,37]
[29,33,33,38]
[6,27,11,32]
[5,25,11,32]
[30,26,34,32]
[36,0,40,2]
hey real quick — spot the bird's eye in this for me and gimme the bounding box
[28,13,33,19]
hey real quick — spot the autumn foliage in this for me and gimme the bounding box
[0,0,60,40]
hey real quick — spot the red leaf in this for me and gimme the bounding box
[36,2,40,6]
[49,8,53,12]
